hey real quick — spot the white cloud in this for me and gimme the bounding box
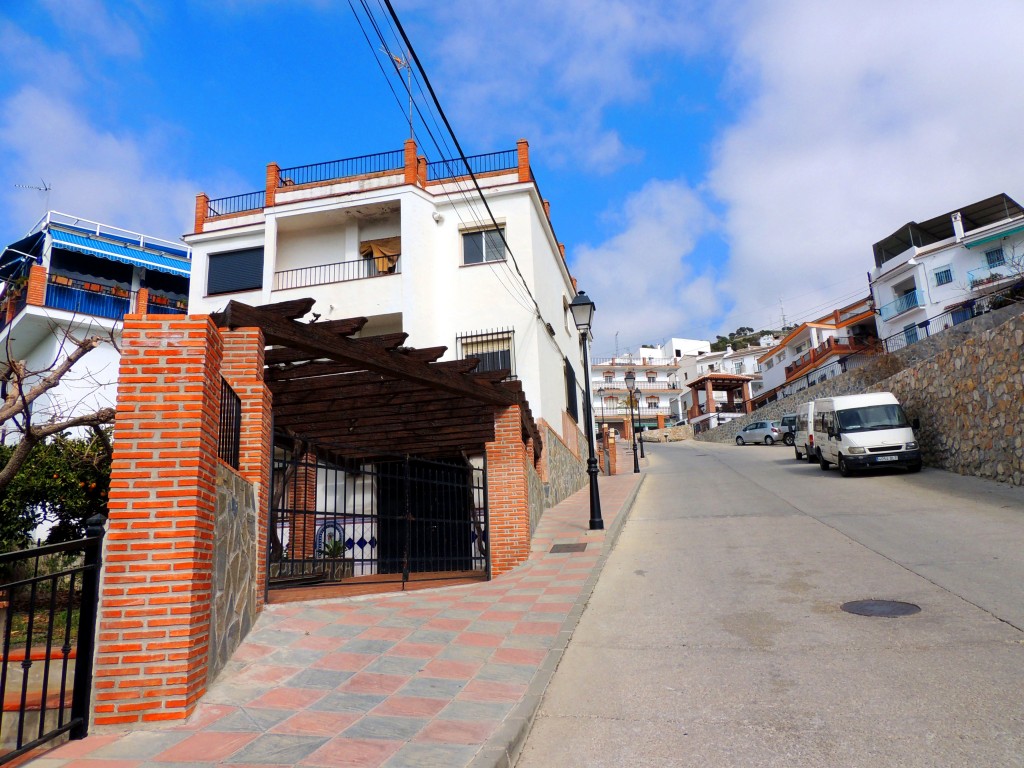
[707,0,1024,332]
[0,87,198,241]
[416,0,706,170]
[571,179,718,353]
[39,0,143,58]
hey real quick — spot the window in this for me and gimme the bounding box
[646,397,659,409]
[733,362,743,374]
[764,359,774,371]
[933,266,953,287]
[646,372,656,383]
[603,371,613,382]
[564,357,579,422]
[207,247,264,295]
[456,328,515,378]
[462,227,506,264]
[985,248,1006,268]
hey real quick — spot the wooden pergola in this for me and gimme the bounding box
[686,371,755,420]
[213,299,541,460]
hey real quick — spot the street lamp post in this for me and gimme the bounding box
[637,398,646,458]
[624,371,641,474]
[569,291,604,531]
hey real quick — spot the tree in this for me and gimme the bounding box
[0,429,112,551]
[0,326,117,492]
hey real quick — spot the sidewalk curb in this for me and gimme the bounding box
[469,473,648,768]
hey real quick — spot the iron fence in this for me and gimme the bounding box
[279,150,405,187]
[44,279,132,322]
[269,452,487,591]
[0,516,105,764]
[881,304,979,353]
[272,256,401,291]
[426,150,518,182]
[206,191,266,218]
[455,328,515,380]
[218,379,242,470]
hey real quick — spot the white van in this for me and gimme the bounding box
[793,401,815,462]
[812,392,921,476]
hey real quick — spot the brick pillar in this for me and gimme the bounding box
[543,200,550,219]
[266,163,280,207]
[417,155,427,186]
[135,287,149,315]
[194,194,208,234]
[516,138,530,183]
[220,328,272,610]
[657,414,665,429]
[95,316,223,727]
[404,138,418,185]
[743,382,754,414]
[486,404,530,577]
[608,433,618,475]
[26,264,46,306]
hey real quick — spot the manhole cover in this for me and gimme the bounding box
[549,543,587,554]
[841,599,921,617]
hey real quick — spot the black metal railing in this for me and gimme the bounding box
[881,304,980,353]
[269,452,487,590]
[0,516,105,764]
[455,327,516,380]
[218,379,242,470]
[207,191,266,218]
[427,150,518,182]
[144,294,188,315]
[273,256,401,291]
[278,150,405,187]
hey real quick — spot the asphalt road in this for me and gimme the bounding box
[515,439,1024,767]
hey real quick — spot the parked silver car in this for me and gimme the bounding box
[735,420,782,446]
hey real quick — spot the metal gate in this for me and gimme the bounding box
[0,515,104,764]
[268,450,488,593]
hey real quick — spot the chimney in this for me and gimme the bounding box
[952,211,965,241]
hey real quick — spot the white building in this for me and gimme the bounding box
[591,352,682,434]
[0,212,191,440]
[869,193,1024,351]
[184,139,587,455]
[755,298,877,403]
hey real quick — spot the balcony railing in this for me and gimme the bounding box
[426,150,519,182]
[273,256,401,291]
[279,150,405,187]
[45,277,133,321]
[593,380,680,392]
[881,303,979,353]
[783,336,875,380]
[968,265,1014,289]
[207,191,266,218]
[878,289,925,321]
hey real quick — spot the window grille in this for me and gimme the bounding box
[218,378,242,469]
[933,266,953,287]
[456,327,515,379]
[985,248,1006,268]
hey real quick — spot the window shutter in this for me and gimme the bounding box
[207,247,264,295]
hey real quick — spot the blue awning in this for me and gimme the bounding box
[49,229,191,278]
[963,222,1024,249]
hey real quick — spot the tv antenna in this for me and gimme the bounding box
[15,179,51,208]
[384,48,413,140]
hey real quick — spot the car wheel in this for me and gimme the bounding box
[764,436,774,446]
[818,451,830,471]
[735,436,745,446]
[784,433,794,446]
[907,461,922,473]
[838,455,852,477]
[794,447,802,461]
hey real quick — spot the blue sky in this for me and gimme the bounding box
[3,1,1024,357]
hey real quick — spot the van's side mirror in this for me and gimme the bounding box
[912,418,920,430]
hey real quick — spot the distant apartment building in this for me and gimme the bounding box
[869,193,1024,352]
[754,298,877,405]
[591,348,684,435]
[0,212,191,436]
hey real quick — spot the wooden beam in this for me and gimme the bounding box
[213,297,315,326]
[265,332,410,366]
[221,301,515,406]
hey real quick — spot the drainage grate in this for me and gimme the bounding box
[841,599,921,618]
[549,543,588,554]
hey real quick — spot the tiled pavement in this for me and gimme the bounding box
[32,471,644,768]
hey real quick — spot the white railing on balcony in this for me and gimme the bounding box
[878,289,925,321]
[273,256,401,291]
[592,380,681,392]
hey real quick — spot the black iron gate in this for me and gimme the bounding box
[268,451,488,592]
[0,515,104,764]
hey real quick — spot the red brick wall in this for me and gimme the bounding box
[26,264,46,306]
[95,316,224,727]
[486,405,531,576]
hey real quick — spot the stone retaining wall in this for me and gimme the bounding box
[541,422,587,507]
[699,307,1024,486]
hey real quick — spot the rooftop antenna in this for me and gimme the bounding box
[614,331,619,358]
[384,48,413,140]
[15,179,51,211]
[778,298,787,329]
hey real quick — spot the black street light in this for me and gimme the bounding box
[624,371,641,474]
[569,291,604,531]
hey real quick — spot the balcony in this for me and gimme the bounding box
[968,265,1014,290]
[782,336,874,380]
[273,256,401,291]
[878,289,925,321]
[593,380,680,393]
